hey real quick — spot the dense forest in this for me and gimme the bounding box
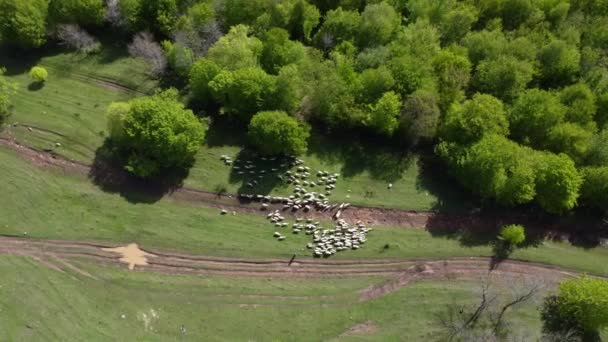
[1,0,608,215]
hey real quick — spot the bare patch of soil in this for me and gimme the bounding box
[102,243,156,270]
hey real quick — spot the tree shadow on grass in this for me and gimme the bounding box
[226,149,295,196]
[27,82,45,91]
[306,131,415,182]
[88,140,191,204]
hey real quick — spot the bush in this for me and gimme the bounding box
[0,68,17,122]
[541,277,608,338]
[107,89,207,178]
[498,224,526,246]
[29,66,48,83]
[248,111,310,156]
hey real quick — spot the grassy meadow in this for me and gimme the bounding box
[0,255,546,341]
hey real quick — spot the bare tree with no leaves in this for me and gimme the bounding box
[128,32,167,77]
[56,24,100,53]
[436,276,544,342]
[172,20,223,57]
[105,0,123,28]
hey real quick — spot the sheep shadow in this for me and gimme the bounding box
[88,140,191,204]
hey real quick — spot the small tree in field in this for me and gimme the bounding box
[248,111,310,156]
[29,66,48,83]
[541,277,608,339]
[498,224,526,247]
[107,89,207,178]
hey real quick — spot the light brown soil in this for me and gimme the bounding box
[0,236,588,302]
[102,243,156,270]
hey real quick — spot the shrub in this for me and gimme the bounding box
[248,111,310,156]
[498,224,526,246]
[29,66,48,83]
[541,277,608,338]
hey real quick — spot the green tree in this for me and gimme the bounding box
[248,110,310,156]
[432,49,472,111]
[501,0,535,30]
[29,66,48,83]
[474,55,535,101]
[438,2,479,44]
[509,89,567,147]
[541,277,608,338]
[105,102,130,141]
[357,2,401,48]
[447,134,537,206]
[260,28,307,74]
[586,128,608,166]
[207,25,263,70]
[580,166,608,211]
[441,93,509,145]
[162,41,194,78]
[0,68,17,123]
[545,122,592,162]
[462,29,508,65]
[137,0,178,35]
[208,67,277,121]
[539,40,581,86]
[313,7,361,48]
[357,66,395,104]
[0,0,49,48]
[388,54,434,96]
[48,0,104,26]
[189,58,222,104]
[222,0,270,27]
[108,89,206,178]
[366,91,401,136]
[398,89,441,145]
[498,224,526,246]
[560,82,597,128]
[534,152,582,214]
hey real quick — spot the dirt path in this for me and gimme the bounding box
[0,236,587,301]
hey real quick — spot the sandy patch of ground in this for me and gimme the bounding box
[102,243,156,270]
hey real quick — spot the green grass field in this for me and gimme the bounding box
[0,255,545,341]
[0,47,472,211]
[2,145,608,274]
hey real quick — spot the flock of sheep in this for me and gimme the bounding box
[220,154,372,257]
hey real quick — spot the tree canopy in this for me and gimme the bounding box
[106,90,206,178]
[248,110,310,156]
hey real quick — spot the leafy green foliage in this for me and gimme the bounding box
[248,110,310,155]
[542,277,608,337]
[0,68,17,123]
[474,55,535,101]
[586,128,608,166]
[366,91,401,136]
[398,89,440,145]
[208,67,278,121]
[108,90,206,178]
[0,0,49,47]
[498,224,526,246]
[534,152,582,214]
[539,40,581,85]
[189,58,222,104]
[29,66,48,83]
[137,0,178,35]
[440,135,537,206]
[441,93,509,145]
[48,0,104,26]
[357,2,400,48]
[260,28,307,74]
[162,41,194,77]
[546,122,592,162]
[313,7,361,48]
[509,89,567,147]
[432,49,472,111]
[581,166,608,211]
[560,82,597,128]
[207,25,263,70]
